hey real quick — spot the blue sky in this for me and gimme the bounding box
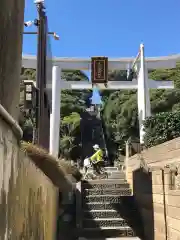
[23,0,180,104]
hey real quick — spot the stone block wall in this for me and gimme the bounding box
[126,138,180,240]
[0,116,58,239]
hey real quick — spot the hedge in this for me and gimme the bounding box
[143,111,180,148]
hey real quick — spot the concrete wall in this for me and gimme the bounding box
[0,116,58,239]
[0,0,25,120]
[126,138,180,240]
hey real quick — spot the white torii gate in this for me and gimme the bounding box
[48,44,177,157]
[22,44,179,157]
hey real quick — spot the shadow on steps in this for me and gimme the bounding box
[132,168,154,240]
[112,196,145,239]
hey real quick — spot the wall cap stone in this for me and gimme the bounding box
[0,104,23,139]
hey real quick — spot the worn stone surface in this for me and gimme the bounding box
[0,118,58,240]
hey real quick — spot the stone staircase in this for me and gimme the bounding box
[77,167,144,240]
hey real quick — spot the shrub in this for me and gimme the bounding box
[59,159,82,182]
[21,142,82,188]
[143,111,180,148]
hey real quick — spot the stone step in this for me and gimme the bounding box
[108,173,126,179]
[84,195,130,203]
[83,196,138,211]
[78,227,136,238]
[85,172,125,180]
[87,169,125,175]
[84,188,132,196]
[88,167,120,172]
[82,181,128,190]
[83,202,121,211]
[83,179,127,185]
[83,210,124,219]
[104,167,120,171]
[83,218,129,228]
[79,237,141,240]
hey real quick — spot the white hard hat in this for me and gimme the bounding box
[93,144,100,149]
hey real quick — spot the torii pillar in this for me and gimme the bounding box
[137,43,151,144]
[137,43,174,144]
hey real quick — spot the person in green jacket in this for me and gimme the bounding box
[90,144,104,174]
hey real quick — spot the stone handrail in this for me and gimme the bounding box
[129,151,180,174]
[0,104,23,139]
[125,140,180,178]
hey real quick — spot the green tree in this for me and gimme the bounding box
[149,62,180,88]
[144,111,180,148]
[60,112,81,159]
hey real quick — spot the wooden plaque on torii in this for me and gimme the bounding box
[91,57,108,85]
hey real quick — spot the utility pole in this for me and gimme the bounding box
[35,1,47,147]
[23,1,59,149]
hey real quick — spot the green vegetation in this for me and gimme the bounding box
[20,63,180,161]
[60,112,81,159]
[143,111,180,148]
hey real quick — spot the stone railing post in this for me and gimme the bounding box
[76,181,82,229]
[125,141,130,180]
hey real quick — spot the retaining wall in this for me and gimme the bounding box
[0,116,58,239]
[127,138,180,240]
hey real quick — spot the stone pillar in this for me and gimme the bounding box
[76,181,82,229]
[125,141,130,179]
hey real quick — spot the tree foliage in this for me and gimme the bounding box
[149,62,180,88]
[143,111,180,148]
[60,112,81,159]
